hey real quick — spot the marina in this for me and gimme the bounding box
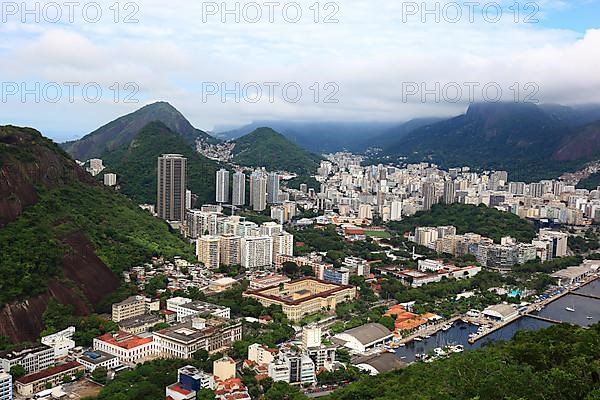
[396,277,600,363]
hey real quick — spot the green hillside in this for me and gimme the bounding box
[62,101,217,161]
[0,126,193,306]
[103,121,224,206]
[325,323,600,400]
[381,103,589,182]
[578,172,600,190]
[388,203,537,243]
[232,127,321,174]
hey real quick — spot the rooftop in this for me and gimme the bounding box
[339,323,393,345]
[16,361,82,385]
[95,331,153,349]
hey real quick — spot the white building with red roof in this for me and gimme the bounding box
[93,331,155,365]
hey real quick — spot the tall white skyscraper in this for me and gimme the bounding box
[216,169,230,203]
[250,171,267,212]
[390,200,402,221]
[157,154,187,222]
[232,171,246,206]
[267,172,280,204]
[443,180,456,204]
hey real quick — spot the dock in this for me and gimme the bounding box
[571,292,600,301]
[526,314,565,324]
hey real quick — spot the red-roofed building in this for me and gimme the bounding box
[15,361,84,396]
[214,378,251,400]
[93,331,155,364]
[165,383,196,400]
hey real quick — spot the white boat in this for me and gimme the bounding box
[452,345,465,353]
[399,343,406,347]
[587,316,593,320]
[565,307,575,312]
[413,337,423,342]
[441,324,451,331]
[424,335,431,339]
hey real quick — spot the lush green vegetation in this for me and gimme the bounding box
[286,175,321,191]
[325,323,600,400]
[291,225,388,265]
[232,128,321,175]
[389,203,537,243]
[578,172,600,190]
[568,229,600,253]
[103,121,224,206]
[41,300,120,346]
[0,180,193,305]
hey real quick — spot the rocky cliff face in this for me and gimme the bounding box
[0,126,95,227]
[0,126,118,342]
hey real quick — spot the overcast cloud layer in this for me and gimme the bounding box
[0,0,599,141]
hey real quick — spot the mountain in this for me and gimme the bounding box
[365,117,444,150]
[217,121,400,153]
[539,103,600,127]
[231,127,322,174]
[554,120,600,161]
[0,125,192,342]
[62,102,216,161]
[381,102,600,181]
[102,121,224,206]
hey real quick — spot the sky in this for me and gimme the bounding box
[0,0,599,142]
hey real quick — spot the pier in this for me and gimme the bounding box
[526,314,565,324]
[571,292,600,301]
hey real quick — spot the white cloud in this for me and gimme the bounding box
[0,0,599,140]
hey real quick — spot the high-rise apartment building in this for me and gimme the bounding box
[232,171,246,206]
[216,169,230,204]
[197,236,221,269]
[250,171,267,212]
[219,234,242,266]
[157,154,187,222]
[443,180,456,204]
[241,236,273,269]
[422,182,436,211]
[267,173,280,204]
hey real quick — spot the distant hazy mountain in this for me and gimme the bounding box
[366,117,445,150]
[217,121,400,153]
[381,102,600,181]
[232,127,322,174]
[62,101,216,161]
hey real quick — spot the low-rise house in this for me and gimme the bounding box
[15,361,84,396]
[77,350,120,372]
[334,323,394,354]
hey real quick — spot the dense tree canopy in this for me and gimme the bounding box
[388,203,537,243]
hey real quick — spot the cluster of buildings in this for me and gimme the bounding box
[193,219,294,270]
[316,154,600,226]
[0,327,87,397]
[411,225,569,270]
[379,259,481,287]
[244,325,336,386]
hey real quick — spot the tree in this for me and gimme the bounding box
[91,367,108,385]
[378,315,396,332]
[263,382,305,400]
[282,262,299,278]
[196,389,216,400]
[9,365,26,379]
